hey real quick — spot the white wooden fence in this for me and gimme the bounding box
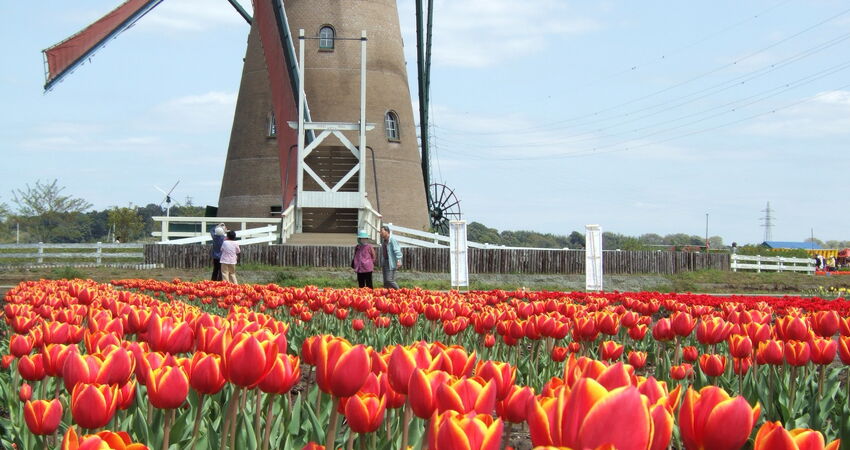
[731,254,815,273]
[151,216,283,244]
[385,223,570,250]
[0,243,144,264]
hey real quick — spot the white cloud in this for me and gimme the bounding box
[740,90,850,137]
[399,0,602,68]
[151,91,237,132]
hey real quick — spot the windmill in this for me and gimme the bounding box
[42,0,456,235]
[154,181,180,217]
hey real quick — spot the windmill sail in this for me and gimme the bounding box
[251,0,312,208]
[42,0,164,91]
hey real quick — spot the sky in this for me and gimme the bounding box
[2,0,850,245]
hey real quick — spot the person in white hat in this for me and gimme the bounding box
[352,230,376,288]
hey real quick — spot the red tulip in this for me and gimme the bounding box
[627,351,647,370]
[2,354,14,369]
[757,339,785,365]
[698,354,727,377]
[629,324,649,341]
[117,380,137,410]
[652,318,675,342]
[9,334,33,357]
[344,392,386,434]
[670,363,693,380]
[189,352,226,395]
[599,341,624,361]
[839,336,850,365]
[315,338,370,398]
[259,354,301,394]
[733,357,753,375]
[809,338,837,365]
[147,365,189,409]
[23,399,63,435]
[387,343,438,395]
[671,312,696,337]
[42,344,77,377]
[19,382,32,401]
[728,334,753,359]
[428,411,503,450]
[528,377,654,450]
[696,317,732,345]
[784,341,811,367]
[681,346,699,363]
[70,383,119,429]
[776,316,810,342]
[147,314,194,354]
[222,333,278,388]
[18,354,46,381]
[551,346,568,362]
[408,368,452,419]
[811,311,839,338]
[497,385,534,423]
[97,346,135,386]
[679,386,760,450]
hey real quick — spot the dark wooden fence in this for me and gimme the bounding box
[144,244,729,275]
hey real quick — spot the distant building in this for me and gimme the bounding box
[762,241,822,250]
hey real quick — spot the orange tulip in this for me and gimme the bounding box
[408,368,452,419]
[475,360,516,400]
[679,386,760,450]
[428,411,503,450]
[147,365,189,409]
[784,341,811,367]
[24,399,63,435]
[528,377,654,450]
[754,421,840,450]
[436,376,498,415]
[344,392,387,434]
[61,426,148,450]
[70,383,120,429]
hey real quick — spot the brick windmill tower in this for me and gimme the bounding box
[41,0,436,239]
[217,0,430,235]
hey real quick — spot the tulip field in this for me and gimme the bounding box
[3,279,850,449]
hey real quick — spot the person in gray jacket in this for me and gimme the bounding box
[210,223,226,281]
[380,225,402,289]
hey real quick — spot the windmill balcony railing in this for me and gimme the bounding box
[151,216,285,244]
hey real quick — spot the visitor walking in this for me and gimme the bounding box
[352,230,376,288]
[210,223,226,281]
[380,225,402,289]
[220,230,240,284]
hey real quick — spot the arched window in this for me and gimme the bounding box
[319,26,335,50]
[385,111,400,141]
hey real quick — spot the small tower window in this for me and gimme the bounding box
[319,26,335,50]
[266,111,277,137]
[385,111,400,141]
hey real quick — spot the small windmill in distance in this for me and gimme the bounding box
[154,181,180,217]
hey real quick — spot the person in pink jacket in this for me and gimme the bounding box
[352,230,376,288]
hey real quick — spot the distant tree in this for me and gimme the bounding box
[804,237,826,247]
[708,236,724,248]
[108,207,145,242]
[11,180,93,243]
[567,231,585,249]
[171,197,204,217]
[86,210,110,241]
[639,233,664,245]
[664,233,703,246]
[468,222,502,245]
[825,240,850,249]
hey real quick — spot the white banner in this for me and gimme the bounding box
[585,224,603,291]
[449,220,469,289]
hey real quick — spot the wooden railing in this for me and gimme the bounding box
[0,243,143,264]
[151,216,284,244]
[731,254,814,273]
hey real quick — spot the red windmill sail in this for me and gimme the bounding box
[42,0,164,91]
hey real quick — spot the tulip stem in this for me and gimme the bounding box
[818,365,826,399]
[230,388,246,450]
[220,387,240,450]
[315,387,323,415]
[190,394,205,450]
[261,394,275,450]
[161,409,175,450]
[254,390,263,442]
[788,366,798,418]
[346,432,355,450]
[326,397,341,449]
[401,402,412,450]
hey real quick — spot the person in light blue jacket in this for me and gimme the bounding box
[380,225,402,289]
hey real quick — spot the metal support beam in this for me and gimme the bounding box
[226,0,253,24]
